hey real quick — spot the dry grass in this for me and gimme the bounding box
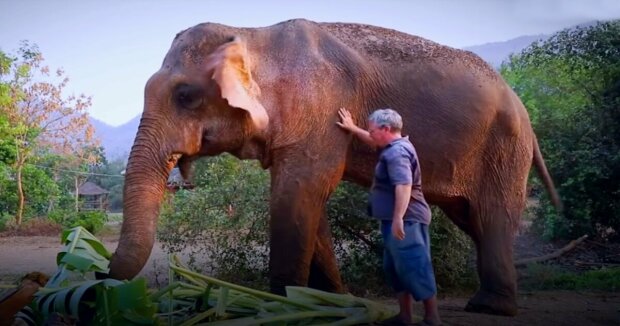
[0,218,62,237]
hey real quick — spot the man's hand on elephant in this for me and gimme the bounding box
[392,218,405,241]
[336,107,356,131]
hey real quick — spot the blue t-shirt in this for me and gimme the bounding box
[369,137,431,224]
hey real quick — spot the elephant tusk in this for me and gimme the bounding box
[168,153,183,165]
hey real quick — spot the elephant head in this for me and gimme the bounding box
[108,36,270,280]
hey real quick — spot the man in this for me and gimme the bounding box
[337,107,441,326]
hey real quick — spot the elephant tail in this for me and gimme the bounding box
[532,135,563,213]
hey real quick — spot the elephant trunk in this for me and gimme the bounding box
[108,121,173,280]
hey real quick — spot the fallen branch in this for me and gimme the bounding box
[515,235,589,267]
[574,261,620,267]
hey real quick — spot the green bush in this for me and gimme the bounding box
[0,164,59,218]
[158,155,476,294]
[501,21,620,241]
[328,183,476,294]
[0,212,11,231]
[429,208,477,291]
[327,182,386,295]
[520,264,620,291]
[158,155,271,287]
[48,209,107,234]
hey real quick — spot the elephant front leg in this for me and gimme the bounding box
[268,158,345,295]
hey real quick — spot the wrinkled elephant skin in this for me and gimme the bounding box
[109,19,561,317]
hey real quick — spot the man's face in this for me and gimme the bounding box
[368,121,389,147]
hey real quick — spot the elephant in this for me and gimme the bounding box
[108,19,561,316]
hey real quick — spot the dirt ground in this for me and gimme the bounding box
[1,227,619,325]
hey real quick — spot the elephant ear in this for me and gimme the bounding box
[206,37,269,131]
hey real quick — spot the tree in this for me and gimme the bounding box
[88,155,125,212]
[501,21,620,240]
[0,42,99,224]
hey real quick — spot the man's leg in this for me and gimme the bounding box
[422,295,441,325]
[397,292,414,323]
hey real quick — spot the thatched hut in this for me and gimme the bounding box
[78,181,109,211]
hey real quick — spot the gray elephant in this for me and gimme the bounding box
[107,19,561,316]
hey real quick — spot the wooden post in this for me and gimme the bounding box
[74,176,79,212]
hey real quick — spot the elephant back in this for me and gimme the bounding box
[319,23,497,80]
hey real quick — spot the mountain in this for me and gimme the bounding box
[463,20,602,68]
[462,34,548,68]
[90,115,140,160]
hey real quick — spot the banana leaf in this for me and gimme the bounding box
[35,226,158,325]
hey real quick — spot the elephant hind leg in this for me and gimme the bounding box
[465,203,520,316]
[434,194,519,316]
[434,194,475,237]
[307,214,344,293]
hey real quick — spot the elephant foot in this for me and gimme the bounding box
[270,282,288,296]
[465,290,518,316]
[308,268,345,294]
[271,278,344,296]
[307,278,344,294]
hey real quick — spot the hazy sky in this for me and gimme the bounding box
[2,0,620,126]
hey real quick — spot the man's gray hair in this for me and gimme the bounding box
[368,108,403,131]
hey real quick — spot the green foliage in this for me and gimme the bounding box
[1,42,99,224]
[159,155,476,294]
[32,227,400,325]
[49,209,107,234]
[0,112,17,165]
[328,184,475,293]
[0,212,11,231]
[0,50,16,106]
[327,182,386,295]
[501,20,620,240]
[428,208,477,290]
[0,164,59,217]
[88,157,125,211]
[520,264,620,291]
[162,255,399,325]
[36,227,158,325]
[158,155,271,285]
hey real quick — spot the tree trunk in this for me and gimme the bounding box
[15,164,24,225]
[75,176,79,212]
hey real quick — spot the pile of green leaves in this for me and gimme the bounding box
[32,226,400,325]
[35,227,156,324]
[501,20,620,241]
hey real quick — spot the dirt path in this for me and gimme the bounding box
[0,235,169,286]
[436,292,619,325]
[1,233,619,325]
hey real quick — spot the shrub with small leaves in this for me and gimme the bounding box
[159,155,477,294]
[48,209,107,234]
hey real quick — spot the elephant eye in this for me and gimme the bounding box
[174,83,204,110]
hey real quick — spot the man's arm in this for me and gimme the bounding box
[392,184,412,240]
[336,107,375,148]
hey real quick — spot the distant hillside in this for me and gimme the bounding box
[464,20,602,68]
[462,34,548,68]
[90,115,140,160]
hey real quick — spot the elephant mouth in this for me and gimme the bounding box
[167,130,210,182]
[169,153,196,182]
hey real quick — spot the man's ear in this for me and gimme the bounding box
[205,37,269,131]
